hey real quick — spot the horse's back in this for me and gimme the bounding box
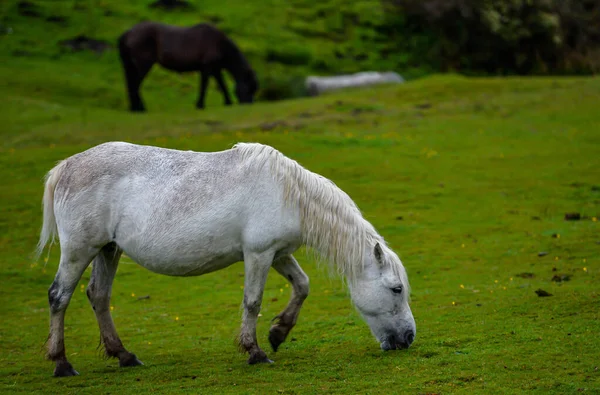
[54,142,240,227]
[57,142,238,198]
[159,23,229,71]
[58,142,186,188]
[123,21,230,71]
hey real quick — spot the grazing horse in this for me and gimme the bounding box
[118,22,258,112]
[36,142,415,377]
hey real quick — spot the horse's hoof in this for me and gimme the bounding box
[247,357,274,365]
[268,326,287,352]
[53,361,79,377]
[247,352,273,365]
[119,353,144,367]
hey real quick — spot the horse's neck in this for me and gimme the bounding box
[223,43,249,82]
[297,182,374,279]
[225,62,248,83]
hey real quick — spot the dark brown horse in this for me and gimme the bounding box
[118,22,258,112]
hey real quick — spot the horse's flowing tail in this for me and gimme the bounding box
[36,160,67,261]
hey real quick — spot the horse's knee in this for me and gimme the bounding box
[243,295,261,315]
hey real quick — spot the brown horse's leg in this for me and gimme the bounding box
[47,247,96,377]
[213,70,232,106]
[268,255,309,352]
[86,243,142,367]
[123,62,152,113]
[125,71,145,113]
[196,71,210,109]
[118,35,153,112]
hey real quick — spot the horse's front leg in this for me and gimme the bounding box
[213,70,232,106]
[238,250,275,364]
[123,61,152,113]
[269,255,309,352]
[196,71,209,109]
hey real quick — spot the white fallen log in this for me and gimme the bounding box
[305,71,405,96]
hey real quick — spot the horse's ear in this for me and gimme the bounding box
[374,243,384,266]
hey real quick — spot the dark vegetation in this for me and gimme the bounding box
[59,35,111,54]
[384,0,600,75]
[148,0,193,11]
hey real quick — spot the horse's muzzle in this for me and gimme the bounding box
[380,330,415,351]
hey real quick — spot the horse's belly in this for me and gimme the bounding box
[113,203,246,276]
[159,54,201,73]
[124,247,243,277]
[118,225,244,276]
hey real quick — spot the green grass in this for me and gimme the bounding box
[1,1,600,394]
[2,73,599,394]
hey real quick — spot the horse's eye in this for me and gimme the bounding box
[391,286,403,294]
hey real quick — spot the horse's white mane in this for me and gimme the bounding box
[233,143,409,290]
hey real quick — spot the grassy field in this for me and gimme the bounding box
[1,1,600,394]
[2,74,600,393]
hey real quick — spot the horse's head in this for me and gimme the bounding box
[349,242,416,351]
[235,68,259,104]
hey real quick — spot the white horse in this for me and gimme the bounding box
[36,142,415,377]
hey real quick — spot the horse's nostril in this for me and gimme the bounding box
[388,335,397,347]
[405,330,415,346]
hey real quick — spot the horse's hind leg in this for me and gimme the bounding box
[238,249,276,364]
[268,255,309,352]
[86,243,142,367]
[47,245,98,377]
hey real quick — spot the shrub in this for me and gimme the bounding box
[257,75,308,102]
[265,45,313,66]
[383,0,600,74]
[554,0,600,73]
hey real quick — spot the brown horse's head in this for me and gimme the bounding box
[235,68,259,104]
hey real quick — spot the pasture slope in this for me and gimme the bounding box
[1,1,600,394]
